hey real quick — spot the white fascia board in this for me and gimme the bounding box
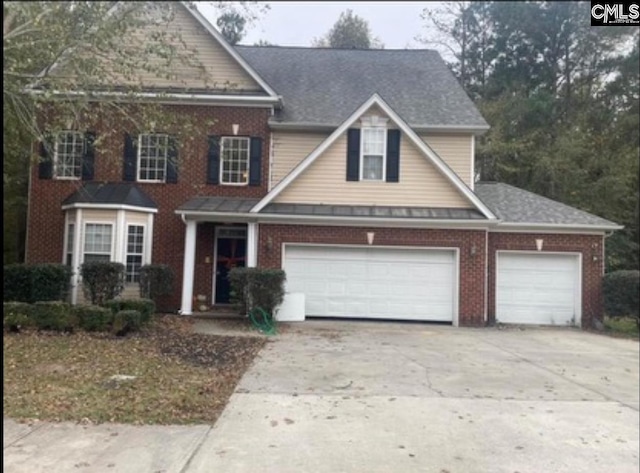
[25,88,280,106]
[252,93,497,220]
[492,222,623,233]
[183,2,279,98]
[62,203,158,213]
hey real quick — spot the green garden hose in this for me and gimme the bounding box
[249,307,277,335]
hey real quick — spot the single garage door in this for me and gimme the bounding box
[496,252,581,326]
[283,245,456,322]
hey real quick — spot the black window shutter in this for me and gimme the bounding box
[346,128,360,181]
[38,133,53,179]
[82,132,96,181]
[207,135,220,185]
[386,129,401,183]
[249,137,262,186]
[123,133,137,181]
[166,136,178,184]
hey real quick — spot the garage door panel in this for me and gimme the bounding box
[284,245,456,322]
[497,253,580,326]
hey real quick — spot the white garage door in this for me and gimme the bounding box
[283,245,456,322]
[497,252,581,326]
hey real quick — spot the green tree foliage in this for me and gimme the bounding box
[313,9,383,49]
[2,1,266,264]
[217,11,247,45]
[420,1,639,270]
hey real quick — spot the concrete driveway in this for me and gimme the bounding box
[189,321,639,473]
[4,321,639,473]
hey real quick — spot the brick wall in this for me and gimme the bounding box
[26,104,271,311]
[487,232,604,328]
[257,224,487,326]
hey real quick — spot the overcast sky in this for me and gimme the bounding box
[196,2,433,50]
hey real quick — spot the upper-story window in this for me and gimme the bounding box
[220,137,250,185]
[54,131,85,179]
[138,133,168,182]
[359,115,389,181]
[360,127,386,181]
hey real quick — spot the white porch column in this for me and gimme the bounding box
[247,222,258,267]
[71,209,83,305]
[180,219,197,315]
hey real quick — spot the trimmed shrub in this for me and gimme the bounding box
[73,305,113,332]
[102,299,155,323]
[3,302,33,332]
[603,270,639,326]
[81,262,125,305]
[229,268,286,318]
[139,265,174,303]
[31,301,76,332]
[3,264,71,303]
[112,310,142,336]
[3,265,32,302]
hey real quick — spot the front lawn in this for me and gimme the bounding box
[3,316,265,425]
[603,316,639,339]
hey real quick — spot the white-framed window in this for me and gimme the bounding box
[137,133,168,182]
[220,136,250,185]
[83,223,113,263]
[66,223,75,266]
[54,131,84,179]
[360,127,386,181]
[125,225,145,283]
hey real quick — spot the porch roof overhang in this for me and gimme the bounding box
[175,197,493,228]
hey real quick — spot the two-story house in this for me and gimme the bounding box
[26,2,621,327]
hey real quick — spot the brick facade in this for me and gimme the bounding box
[26,104,271,311]
[257,224,487,326]
[487,232,605,328]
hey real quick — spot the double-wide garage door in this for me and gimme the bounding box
[284,245,456,322]
[496,252,581,326]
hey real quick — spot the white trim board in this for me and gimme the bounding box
[250,93,497,220]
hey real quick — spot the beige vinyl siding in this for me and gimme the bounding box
[274,132,471,208]
[419,133,473,187]
[272,131,329,187]
[66,5,262,92]
[82,210,118,221]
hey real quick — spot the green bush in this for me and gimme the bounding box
[81,262,125,305]
[603,270,639,327]
[73,305,113,332]
[139,265,174,304]
[229,268,286,318]
[31,301,76,332]
[3,264,72,303]
[112,310,142,336]
[3,302,33,332]
[102,299,155,323]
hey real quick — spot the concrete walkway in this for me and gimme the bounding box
[4,321,639,473]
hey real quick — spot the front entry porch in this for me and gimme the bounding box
[180,220,258,315]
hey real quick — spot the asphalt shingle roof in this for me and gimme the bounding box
[475,182,619,228]
[62,183,157,209]
[235,46,489,129]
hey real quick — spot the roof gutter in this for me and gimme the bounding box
[62,203,158,213]
[25,88,282,107]
[268,120,491,135]
[492,222,623,233]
